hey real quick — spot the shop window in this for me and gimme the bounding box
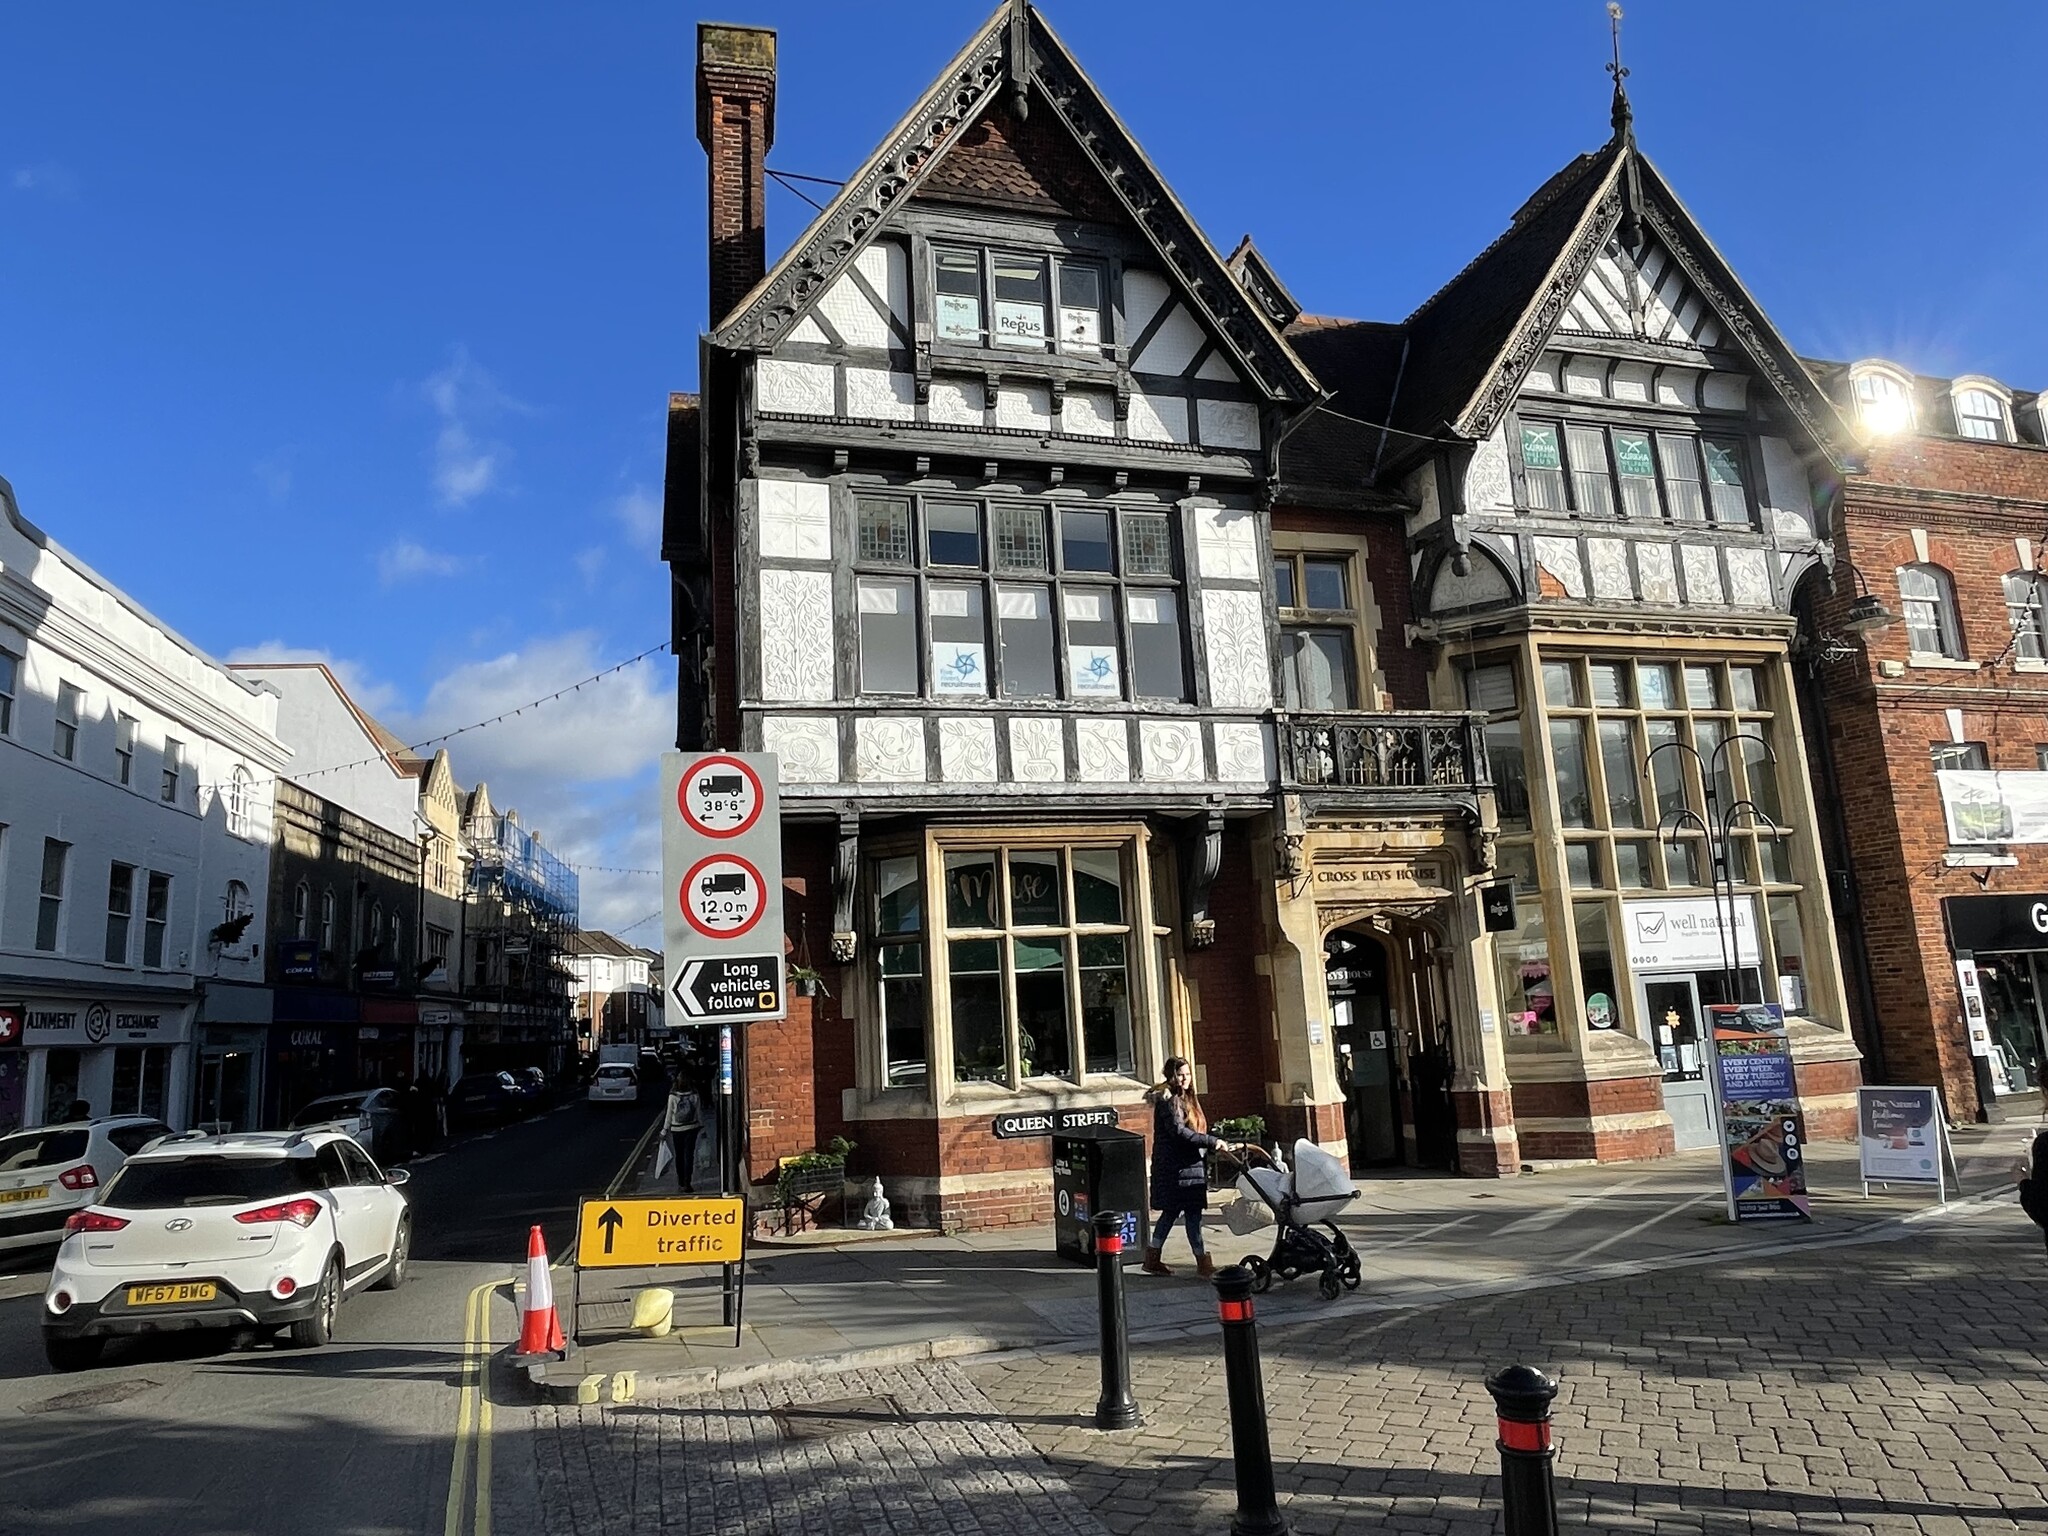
[36,838,68,953]
[0,646,17,736]
[929,842,1138,1087]
[143,871,170,968]
[1494,846,1555,1038]
[852,495,1184,703]
[43,1049,82,1122]
[1575,903,1620,1031]
[1897,564,1965,659]
[875,857,928,1086]
[2004,572,2048,661]
[53,682,82,761]
[105,862,134,965]
[1550,719,1593,827]
[110,1046,170,1120]
[115,714,136,785]
[1464,661,1529,833]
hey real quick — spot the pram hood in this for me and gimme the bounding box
[1290,1139,1354,1202]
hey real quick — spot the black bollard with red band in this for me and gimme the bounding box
[1213,1264,1287,1536]
[1485,1364,1561,1536]
[1092,1210,1141,1430]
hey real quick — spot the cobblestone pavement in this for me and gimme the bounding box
[529,1360,1112,1536]
[970,1203,2048,1535]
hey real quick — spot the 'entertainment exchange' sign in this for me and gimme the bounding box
[22,1001,196,1048]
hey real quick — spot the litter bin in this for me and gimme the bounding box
[1051,1124,1146,1265]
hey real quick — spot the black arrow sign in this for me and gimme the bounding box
[597,1206,624,1255]
[675,955,780,1017]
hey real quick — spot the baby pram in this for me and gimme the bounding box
[1223,1139,1361,1301]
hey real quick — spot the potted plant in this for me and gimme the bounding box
[789,964,828,999]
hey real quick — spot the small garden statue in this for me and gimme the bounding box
[855,1177,894,1231]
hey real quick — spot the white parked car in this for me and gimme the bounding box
[41,1129,411,1372]
[588,1064,639,1105]
[0,1118,171,1255]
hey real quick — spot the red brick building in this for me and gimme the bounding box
[1800,360,2048,1122]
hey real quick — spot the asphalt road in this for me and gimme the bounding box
[0,1095,660,1536]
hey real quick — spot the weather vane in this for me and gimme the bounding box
[1606,2,1628,90]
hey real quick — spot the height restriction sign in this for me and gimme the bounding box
[662,751,785,1022]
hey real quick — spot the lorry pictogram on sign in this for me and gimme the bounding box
[677,753,764,839]
[681,854,766,939]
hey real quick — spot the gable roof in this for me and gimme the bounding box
[229,660,424,778]
[708,2,1319,406]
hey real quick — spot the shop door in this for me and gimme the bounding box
[1329,933,1401,1168]
[196,1042,261,1133]
[1643,975,1715,1150]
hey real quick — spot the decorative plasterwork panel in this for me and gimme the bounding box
[1194,504,1259,582]
[1008,716,1065,783]
[1074,717,1130,782]
[1062,390,1116,438]
[1212,721,1270,783]
[1533,536,1587,600]
[1196,398,1259,451]
[1139,719,1204,783]
[937,716,997,783]
[1200,588,1271,708]
[758,569,835,701]
[761,715,840,784]
[1587,538,1632,601]
[1761,436,1815,542]
[845,367,916,421]
[1637,542,1680,605]
[995,384,1053,432]
[756,359,836,416]
[756,479,831,561]
[1128,393,1190,445]
[1465,427,1513,513]
[1681,545,1724,605]
[855,717,926,783]
[1725,547,1773,609]
[929,379,983,426]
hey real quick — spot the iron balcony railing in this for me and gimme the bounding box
[1279,711,1491,794]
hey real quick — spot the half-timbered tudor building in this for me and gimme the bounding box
[669,3,1871,1226]
[1279,82,1868,1163]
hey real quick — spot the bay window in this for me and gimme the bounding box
[852,493,1187,702]
[1513,416,1754,527]
[931,244,1109,357]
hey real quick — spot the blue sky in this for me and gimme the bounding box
[5,2,2043,930]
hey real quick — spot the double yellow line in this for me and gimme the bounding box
[445,1279,498,1536]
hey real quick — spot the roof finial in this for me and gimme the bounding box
[1606,3,1633,140]
[1008,0,1031,120]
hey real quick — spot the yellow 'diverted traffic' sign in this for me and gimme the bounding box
[574,1195,746,1268]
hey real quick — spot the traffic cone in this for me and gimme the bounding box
[516,1224,567,1356]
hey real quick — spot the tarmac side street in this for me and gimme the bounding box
[526,1201,2048,1536]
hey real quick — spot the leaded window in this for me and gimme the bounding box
[851,494,1186,702]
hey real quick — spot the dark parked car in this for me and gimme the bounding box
[516,1067,550,1110]
[449,1071,524,1129]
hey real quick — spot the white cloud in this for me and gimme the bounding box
[613,485,662,555]
[574,545,608,588]
[377,538,469,586]
[418,346,526,507]
[224,643,402,719]
[389,631,675,934]
[12,163,80,200]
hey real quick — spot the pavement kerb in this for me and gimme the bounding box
[515,1331,1049,1404]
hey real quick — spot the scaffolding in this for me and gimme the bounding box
[463,815,581,1074]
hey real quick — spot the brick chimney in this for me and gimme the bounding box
[696,23,777,330]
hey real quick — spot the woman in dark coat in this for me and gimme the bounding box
[1143,1055,1234,1278]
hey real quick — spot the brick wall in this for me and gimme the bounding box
[1187,827,1268,1121]
[1807,430,2048,1119]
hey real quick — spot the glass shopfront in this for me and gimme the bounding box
[1943,895,2048,1101]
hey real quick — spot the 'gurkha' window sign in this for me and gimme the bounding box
[851,494,1186,703]
[930,244,1108,356]
[1515,417,1755,528]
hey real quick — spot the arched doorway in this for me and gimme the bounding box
[1326,922,1460,1172]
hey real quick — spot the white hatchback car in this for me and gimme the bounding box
[41,1129,411,1372]
[587,1064,639,1105]
[0,1118,172,1255]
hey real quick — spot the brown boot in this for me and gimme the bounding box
[1141,1247,1174,1277]
[1196,1253,1216,1279]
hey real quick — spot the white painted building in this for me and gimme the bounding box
[0,478,290,1135]
[227,662,420,839]
[565,930,661,1050]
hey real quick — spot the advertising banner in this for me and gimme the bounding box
[1707,1002,1812,1222]
[1937,769,2048,846]
[1856,1086,1943,1188]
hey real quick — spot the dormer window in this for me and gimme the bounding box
[1850,367,1915,434]
[931,244,1108,356]
[1955,386,2010,442]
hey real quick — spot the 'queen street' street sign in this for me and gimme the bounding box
[661,751,785,1023]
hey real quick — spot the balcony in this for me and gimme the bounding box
[1279,712,1491,800]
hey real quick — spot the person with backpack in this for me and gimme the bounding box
[666,1074,707,1193]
